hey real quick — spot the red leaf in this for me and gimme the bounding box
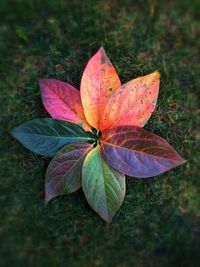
[101,126,185,178]
[39,79,91,130]
[81,47,121,129]
[100,71,160,131]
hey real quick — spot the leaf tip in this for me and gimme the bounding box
[38,78,45,86]
[179,157,187,166]
[154,70,160,79]
[10,127,15,137]
[39,79,50,93]
[45,191,53,203]
[99,212,113,224]
[104,216,112,224]
[10,126,19,139]
[173,150,186,167]
[99,46,105,52]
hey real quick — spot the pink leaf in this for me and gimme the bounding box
[39,79,91,130]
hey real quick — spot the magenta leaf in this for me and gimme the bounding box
[39,79,91,130]
[45,142,93,202]
[101,126,185,178]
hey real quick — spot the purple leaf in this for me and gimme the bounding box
[45,142,93,202]
[101,126,185,178]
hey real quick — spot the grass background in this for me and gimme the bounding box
[0,0,200,266]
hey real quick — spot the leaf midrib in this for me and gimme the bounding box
[63,145,93,192]
[102,140,181,162]
[98,148,110,221]
[19,132,95,141]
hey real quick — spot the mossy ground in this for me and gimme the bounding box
[0,1,200,266]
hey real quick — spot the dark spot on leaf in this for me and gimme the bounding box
[109,88,113,92]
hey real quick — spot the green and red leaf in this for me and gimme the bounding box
[100,71,160,131]
[101,126,185,178]
[39,79,91,130]
[11,118,94,157]
[81,47,121,130]
[82,145,125,223]
[45,142,93,202]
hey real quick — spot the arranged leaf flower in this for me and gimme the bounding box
[11,47,185,223]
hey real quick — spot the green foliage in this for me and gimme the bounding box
[11,118,94,156]
[0,0,199,266]
[82,145,125,223]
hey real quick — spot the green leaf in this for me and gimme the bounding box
[11,118,95,157]
[82,145,125,223]
[45,142,93,202]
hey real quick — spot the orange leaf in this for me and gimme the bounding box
[100,71,160,131]
[81,47,121,129]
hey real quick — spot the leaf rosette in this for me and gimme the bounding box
[11,47,185,222]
